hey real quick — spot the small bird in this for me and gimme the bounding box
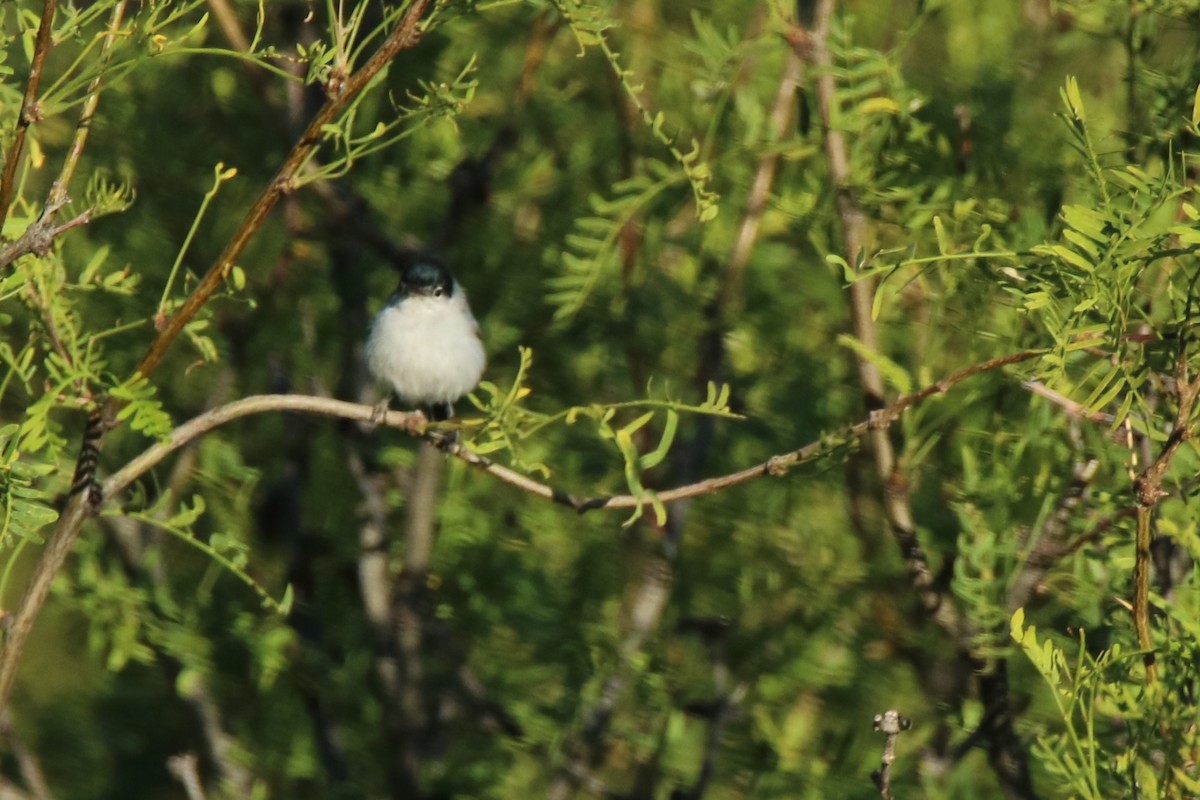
[366,257,486,423]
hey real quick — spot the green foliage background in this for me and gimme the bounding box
[3,0,1200,798]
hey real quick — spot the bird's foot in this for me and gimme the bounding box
[368,397,391,429]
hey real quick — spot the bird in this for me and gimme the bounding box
[366,257,486,423]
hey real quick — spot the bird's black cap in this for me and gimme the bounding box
[397,258,453,298]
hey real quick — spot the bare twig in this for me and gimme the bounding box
[0,712,52,800]
[871,709,911,800]
[48,0,131,208]
[1023,380,1116,427]
[720,47,804,317]
[0,0,58,231]
[797,0,969,639]
[166,753,207,800]
[131,0,432,383]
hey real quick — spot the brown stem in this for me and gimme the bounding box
[0,0,58,232]
[132,0,432,382]
[47,0,130,209]
[1129,351,1200,683]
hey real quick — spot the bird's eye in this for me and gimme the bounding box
[433,286,444,297]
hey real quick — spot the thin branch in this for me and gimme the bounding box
[0,0,58,231]
[131,0,432,382]
[797,0,966,636]
[720,46,804,317]
[871,709,911,800]
[0,0,436,719]
[1130,350,1200,683]
[1005,458,1101,613]
[0,712,51,800]
[1023,380,1116,427]
[104,396,425,498]
[799,3,1034,795]
[99,351,1041,515]
[0,1,127,268]
[166,753,208,800]
[47,0,130,209]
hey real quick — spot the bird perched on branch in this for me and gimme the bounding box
[367,257,486,423]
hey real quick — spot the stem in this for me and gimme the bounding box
[0,0,58,232]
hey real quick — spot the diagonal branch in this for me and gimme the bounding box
[797,0,965,638]
[131,0,432,383]
[0,0,58,232]
[0,0,436,719]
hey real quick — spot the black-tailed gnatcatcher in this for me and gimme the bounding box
[367,257,485,422]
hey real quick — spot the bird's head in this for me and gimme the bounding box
[398,259,454,300]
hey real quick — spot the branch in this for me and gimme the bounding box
[1130,349,1200,682]
[798,3,1035,795]
[98,352,1042,515]
[47,0,131,209]
[131,0,432,382]
[0,0,436,719]
[103,396,425,499]
[1005,458,1101,614]
[871,709,911,800]
[166,753,207,800]
[0,0,58,231]
[796,0,964,634]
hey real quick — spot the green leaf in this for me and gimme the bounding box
[933,215,951,255]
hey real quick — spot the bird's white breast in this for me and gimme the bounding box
[366,286,486,406]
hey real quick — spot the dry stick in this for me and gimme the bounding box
[1005,458,1102,614]
[720,46,804,316]
[167,753,208,800]
[133,0,431,382]
[871,709,911,800]
[0,0,58,233]
[0,0,434,718]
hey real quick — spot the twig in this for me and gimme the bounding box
[103,396,425,499]
[48,0,130,208]
[132,0,432,382]
[871,709,911,800]
[1130,350,1200,683]
[1022,380,1116,427]
[0,0,437,719]
[796,0,968,638]
[0,711,51,800]
[0,0,128,271]
[0,0,58,232]
[166,753,207,800]
[720,46,804,317]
